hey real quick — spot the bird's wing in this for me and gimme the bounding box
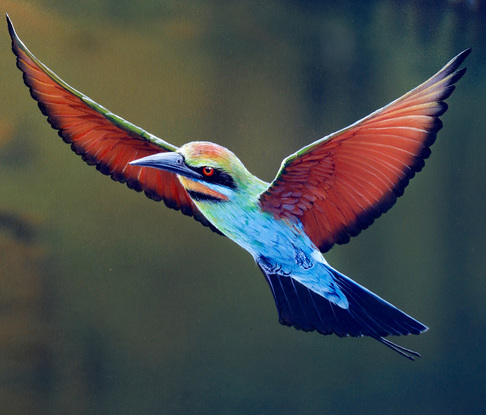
[7,15,220,234]
[259,49,469,252]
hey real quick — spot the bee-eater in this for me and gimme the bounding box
[7,14,469,360]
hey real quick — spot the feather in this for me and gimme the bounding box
[7,15,221,234]
[258,260,427,360]
[260,49,470,252]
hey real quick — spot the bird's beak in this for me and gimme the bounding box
[130,152,203,180]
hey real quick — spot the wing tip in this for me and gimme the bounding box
[450,48,471,71]
[438,48,470,83]
[6,14,26,62]
[7,13,21,58]
[451,66,467,84]
[6,13,15,38]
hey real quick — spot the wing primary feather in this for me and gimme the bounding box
[259,49,469,251]
[7,14,223,235]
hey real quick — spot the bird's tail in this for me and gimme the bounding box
[259,262,428,360]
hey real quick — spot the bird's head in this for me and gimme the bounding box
[130,141,264,204]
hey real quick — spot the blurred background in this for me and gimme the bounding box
[1,1,485,414]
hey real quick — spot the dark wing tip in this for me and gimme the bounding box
[450,48,471,71]
[6,13,14,34]
[438,49,470,84]
[7,14,22,55]
[450,67,467,85]
[436,49,470,95]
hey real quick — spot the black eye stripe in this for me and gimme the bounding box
[193,166,237,189]
[187,190,222,203]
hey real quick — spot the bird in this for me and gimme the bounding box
[7,14,469,360]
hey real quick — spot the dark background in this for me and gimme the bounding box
[1,1,485,414]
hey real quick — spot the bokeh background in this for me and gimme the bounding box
[1,1,485,414]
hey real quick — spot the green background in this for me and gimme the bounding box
[1,1,485,414]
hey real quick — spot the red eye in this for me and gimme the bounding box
[202,166,214,176]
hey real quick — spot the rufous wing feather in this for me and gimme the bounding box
[7,15,220,234]
[260,49,470,252]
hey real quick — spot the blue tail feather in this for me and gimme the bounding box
[258,261,428,360]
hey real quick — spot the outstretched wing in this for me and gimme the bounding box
[7,15,220,234]
[260,49,469,252]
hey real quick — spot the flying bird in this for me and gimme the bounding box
[7,14,469,360]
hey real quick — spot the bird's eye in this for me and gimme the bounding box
[202,166,214,176]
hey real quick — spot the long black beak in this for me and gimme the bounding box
[130,152,203,180]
